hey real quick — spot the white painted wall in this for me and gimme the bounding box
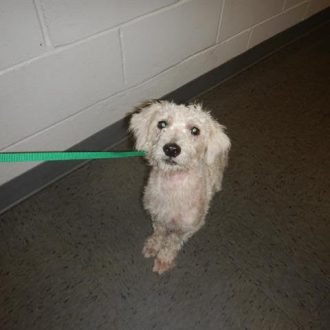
[0,0,329,185]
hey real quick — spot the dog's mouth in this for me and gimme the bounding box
[164,158,178,166]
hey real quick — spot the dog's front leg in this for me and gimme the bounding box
[153,229,198,275]
[142,222,166,258]
[153,232,182,274]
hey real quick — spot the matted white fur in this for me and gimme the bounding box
[130,100,231,274]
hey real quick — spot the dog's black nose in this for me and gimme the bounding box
[163,143,181,158]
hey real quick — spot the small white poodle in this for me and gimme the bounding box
[130,100,231,274]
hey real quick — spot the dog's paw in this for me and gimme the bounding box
[142,244,158,258]
[153,257,175,275]
[142,235,162,258]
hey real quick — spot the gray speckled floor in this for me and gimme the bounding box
[1,24,330,330]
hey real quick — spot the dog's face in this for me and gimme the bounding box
[130,101,230,171]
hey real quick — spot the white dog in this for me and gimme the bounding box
[130,100,230,274]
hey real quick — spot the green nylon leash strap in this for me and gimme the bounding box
[0,151,145,163]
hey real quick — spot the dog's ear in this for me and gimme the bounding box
[206,119,231,165]
[129,100,159,151]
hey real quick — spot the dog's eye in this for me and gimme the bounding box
[191,127,200,136]
[157,121,167,129]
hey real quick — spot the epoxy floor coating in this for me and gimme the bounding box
[1,24,329,330]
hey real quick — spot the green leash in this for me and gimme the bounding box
[0,151,145,162]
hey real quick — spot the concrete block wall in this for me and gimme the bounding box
[0,0,329,185]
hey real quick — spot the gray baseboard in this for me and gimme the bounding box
[1,8,329,215]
